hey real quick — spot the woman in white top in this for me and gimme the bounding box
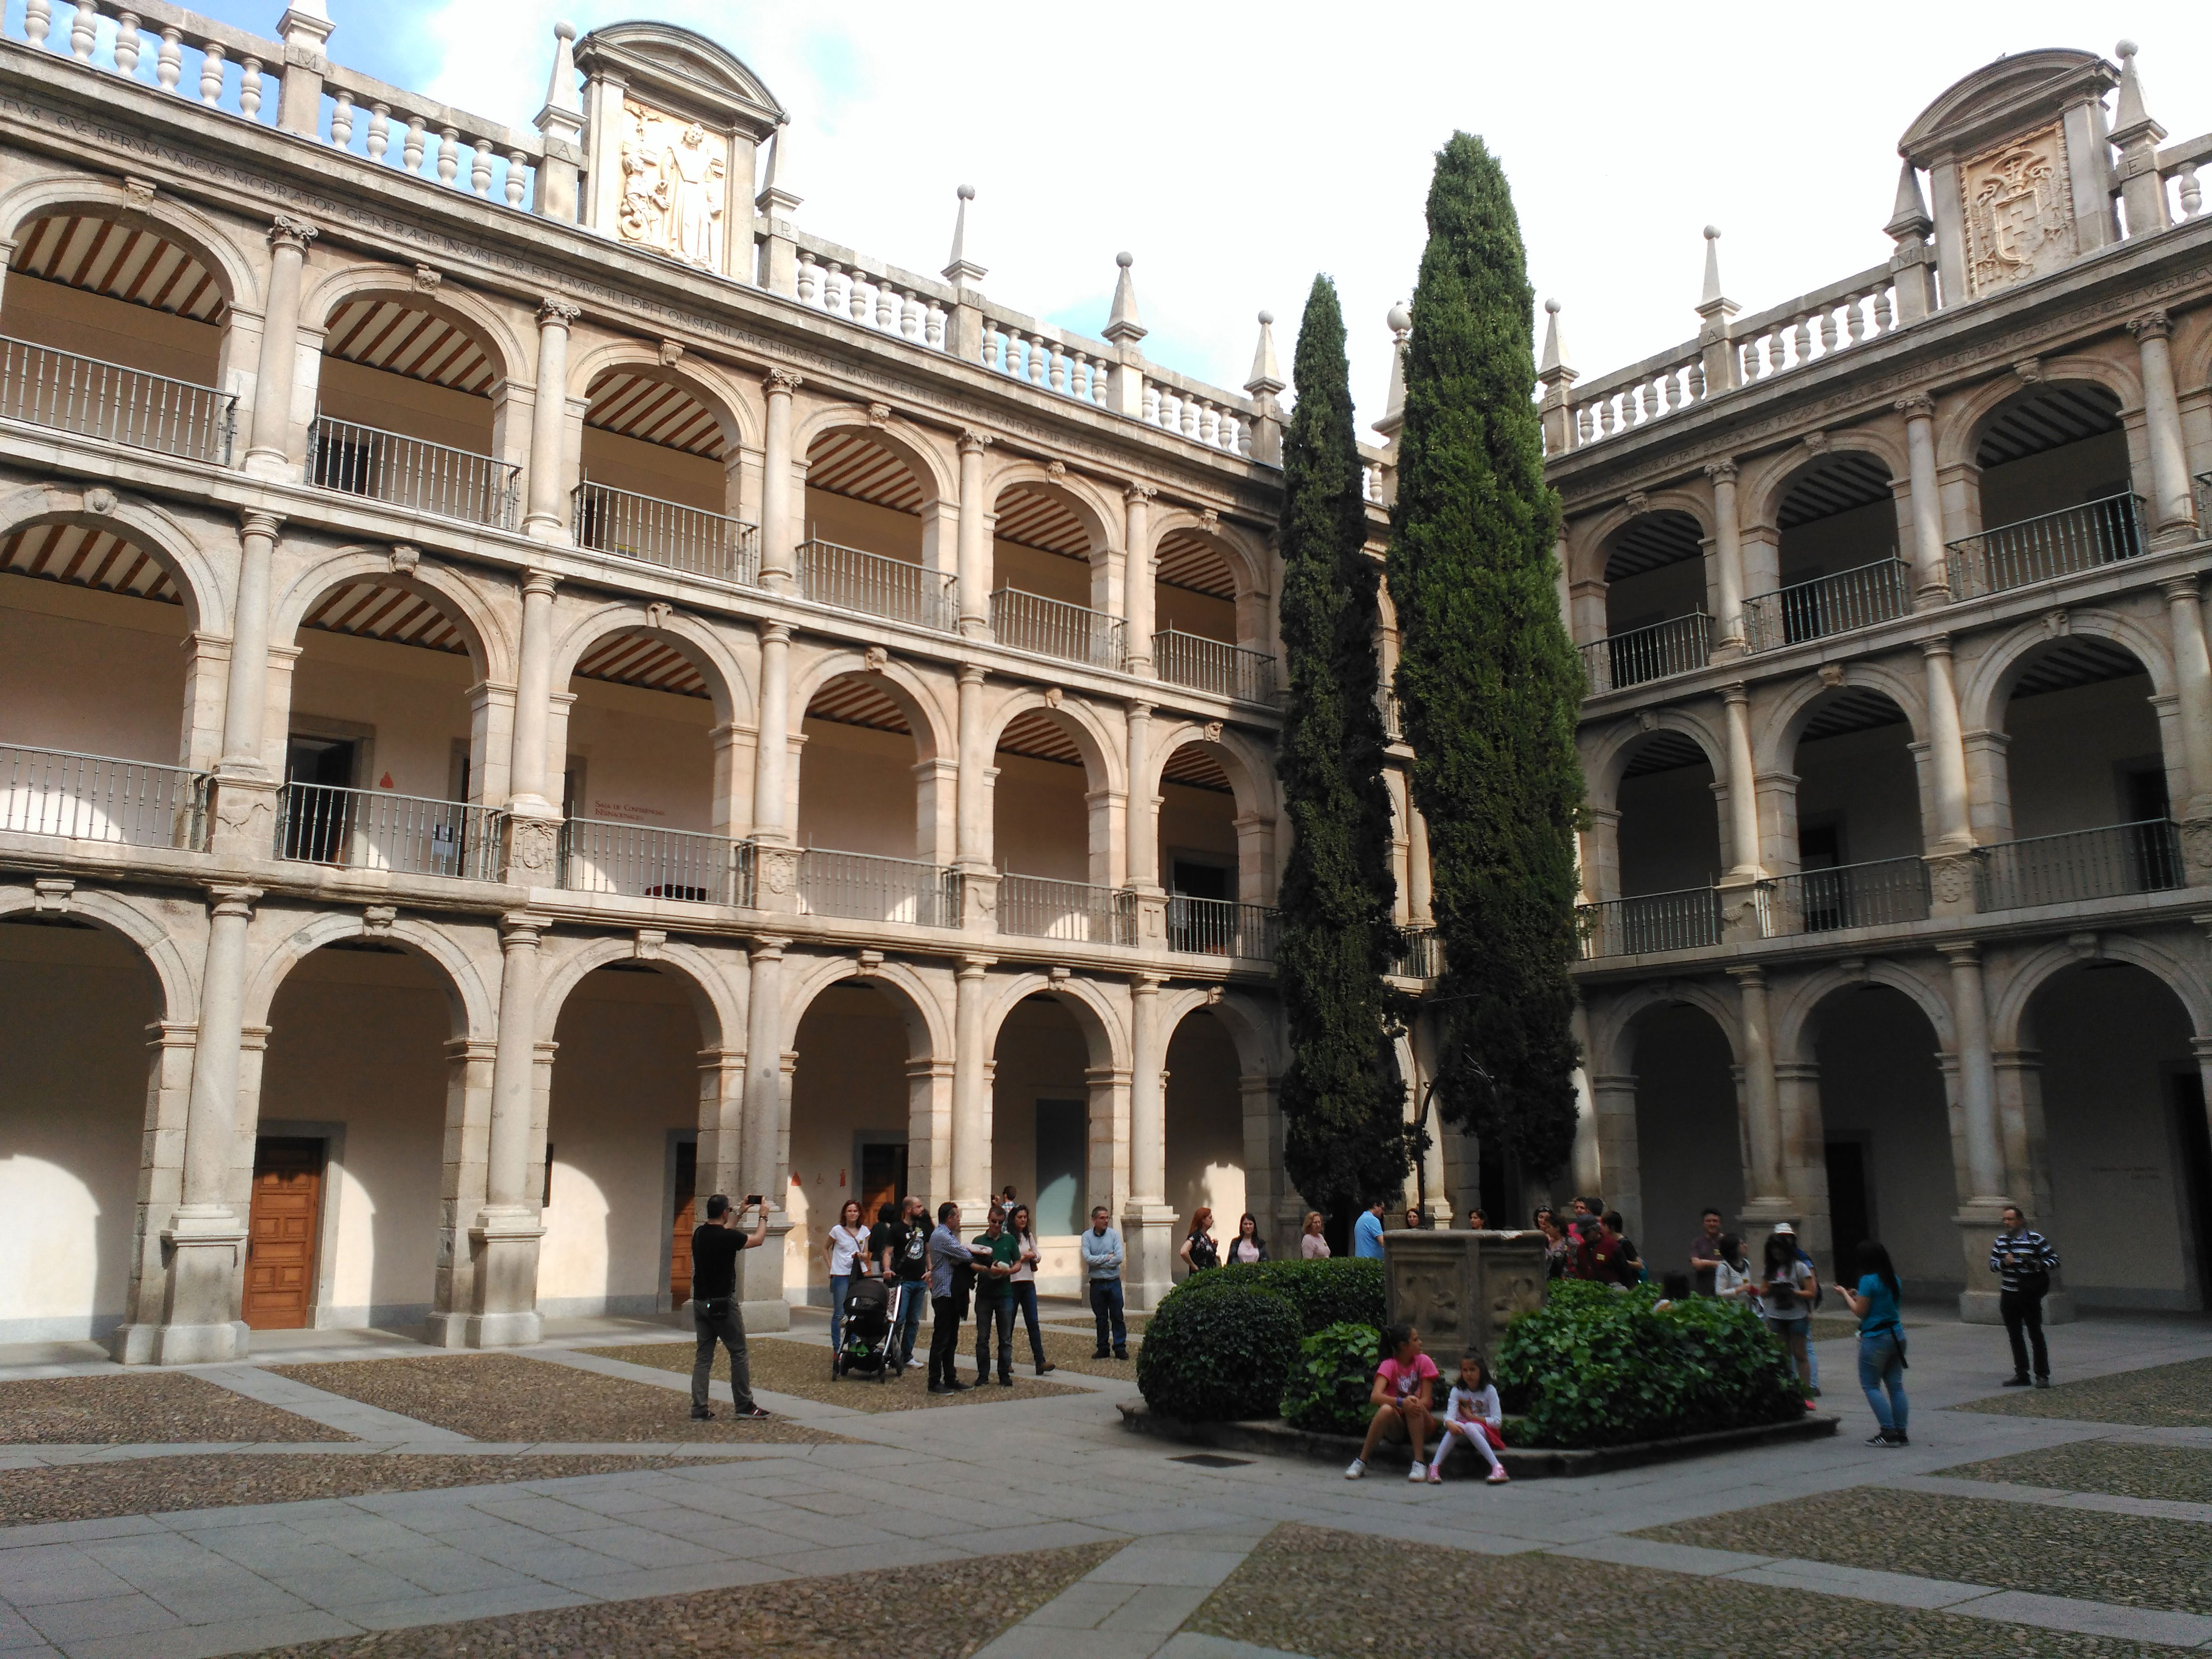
[1227,1212,1267,1264]
[1711,1233,1756,1306]
[825,1199,872,1356]
[1300,1211,1331,1259]
[1005,1203,1056,1376]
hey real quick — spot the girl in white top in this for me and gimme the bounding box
[1712,1233,1755,1305]
[1431,1353,1509,1484]
[825,1200,872,1357]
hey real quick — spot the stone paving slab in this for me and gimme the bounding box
[1898,1472,2212,1526]
[188,1371,466,1445]
[1951,1590,2212,1648]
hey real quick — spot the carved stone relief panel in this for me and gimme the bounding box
[616,100,730,272]
[1961,123,2077,298]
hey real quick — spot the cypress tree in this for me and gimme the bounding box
[1274,274,1418,1218]
[1386,133,1586,1179]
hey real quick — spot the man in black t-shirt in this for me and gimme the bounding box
[871,1195,931,1369]
[690,1193,770,1421]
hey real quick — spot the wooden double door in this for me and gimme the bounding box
[245,1137,324,1329]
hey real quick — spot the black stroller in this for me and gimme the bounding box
[832,1277,903,1382]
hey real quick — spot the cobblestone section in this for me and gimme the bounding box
[265,1356,853,1443]
[0,1373,350,1444]
[1942,1442,2212,1504]
[242,1539,1122,1658]
[1640,1487,2212,1615]
[588,1339,1089,1410]
[1185,1524,2170,1659]
[0,1453,739,1528]
[1950,1359,2212,1427]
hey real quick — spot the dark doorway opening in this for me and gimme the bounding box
[2173,1074,2212,1312]
[858,1139,909,1224]
[1825,1139,1872,1280]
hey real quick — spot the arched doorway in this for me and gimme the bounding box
[578,368,747,580]
[797,672,946,924]
[1596,731,1722,953]
[1962,382,2136,595]
[1626,1000,1740,1268]
[1806,983,1950,1292]
[992,992,1096,1291]
[1773,686,1925,933]
[1596,511,1708,688]
[1165,1004,1246,1278]
[801,428,952,630]
[1752,453,1907,650]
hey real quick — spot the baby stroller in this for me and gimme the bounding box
[832,1277,902,1383]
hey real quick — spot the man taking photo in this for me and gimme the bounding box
[689,1193,771,1422]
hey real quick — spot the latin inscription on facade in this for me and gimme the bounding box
[616,101,728,272]
[1962,123,2076,298]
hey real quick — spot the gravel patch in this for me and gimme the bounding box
[244,1538,1120,1658]
[1187,1523,2169,1658]
[586,1337,1087,1412]
[1939,1441,2212,1505]
[1035,1327,1137,1381]
[1640,1486,2212,1614]
[0,1373,348,1445]
[0,1453,727,1528]
[1950,1359,2212,1428]
[265,1355,851,1444]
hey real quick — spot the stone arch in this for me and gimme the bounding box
[0,883,197,1024]
[1774,960,1955,1062]
[1572,492,1714,591]
[984,462,1119,557]
[1957,610,2174,735]
[269,547,514,686]
[301,266,533,392]
[0,484,225,636]
[0,177,261,313]
[1145,508,1269,608]
[984,689,1123,794]
[982,973,1128,1074]
[548,601,755,728]
[1742,435,1908,535]
[794,405,957,508]
[1157,985,1281,1078]
[1939,359,2144,473]
[1991,934,2212,1053]
[1588,979,1743,1077]
[1584,709,1728,812]
[1757,666,1928,775]
[242,912,495,1042]
[535,935,740,1050]
[790,649,952,765]
[1146,720,1273,825]
[780,955,949,1062]
[569,342,760,453]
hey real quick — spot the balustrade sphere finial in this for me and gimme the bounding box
[1704,224,1721,242]
[1117,251,1133,269]
[1544,298,1560,315]
[1387,301,1411,333]
[1258,309,1272,325]
[555,18,574,39]
[958,182,974,201]
[2116,38,2137,59]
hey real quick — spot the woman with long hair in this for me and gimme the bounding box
[1178,1206,1219,1275]
[1004,1203,1056,1377]
[1834,1239,1908,1446]
[1300,1210,1331,1259]
[1762,1226,1817,1400]
[1227,1212,1267,1264]
[825,1197,872,1357]
[1536,1212,1570,1280]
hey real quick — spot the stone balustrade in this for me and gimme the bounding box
[793,240,951,349]
[317,62,543,209]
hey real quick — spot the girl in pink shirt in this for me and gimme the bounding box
[1346,1323,1438,1480]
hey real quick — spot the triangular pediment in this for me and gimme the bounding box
[1900,48,2115,165]
[575,22,786,140]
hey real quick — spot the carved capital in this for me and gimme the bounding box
[1702,459,1738,486]
[2127,308,2175,342]
[520,568,559,600]
[267,214,318,252]
[500,910,550,947]
[240,508,284,542]
[206,883,263,920]
[2161,575,2203,605]
[1936,937,1982,967]
[1719,680,1750,708]
[764,366,804,397]
[1893,391,1936,420]
[958,429,994,456]
[537,295,581,329]
[1124,481,1157,505]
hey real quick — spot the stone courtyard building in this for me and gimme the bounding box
[0,6,2206,1362]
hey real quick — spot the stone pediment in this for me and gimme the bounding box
[1899,48,2116,166]
[574,21,786,143]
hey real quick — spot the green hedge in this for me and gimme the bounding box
[1135,1277,1302,1422]
[1203,1258,1385,1334]
[1278,1320,1382,1434]
[1495,1280,1804,1448]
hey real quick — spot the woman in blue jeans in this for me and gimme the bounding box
[1006,1205,1057,1376]
[824,1199,872,1356]
[1833,1240,1908,1447]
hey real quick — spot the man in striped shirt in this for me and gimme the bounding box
[1991,1206,2059,1388]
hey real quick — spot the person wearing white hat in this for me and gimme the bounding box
[1762,1224,1818,1404]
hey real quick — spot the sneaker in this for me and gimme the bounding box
[1425,1462,1443,1485]
[1486,1468,1511,1485]
[1407,1462,1428,1482]
[2034,1377,2051,1389]
[2002,1374,2032,1387]
[735,1405,771,1420]
[1344,1458,1366,1479]
[1865,1431,1897,1447]
[1892,1434,1910,1446]
[1804,1398,1820,1412]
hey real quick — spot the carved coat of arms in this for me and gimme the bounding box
[1962,125,2076,297]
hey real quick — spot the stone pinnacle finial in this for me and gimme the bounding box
[2110,38,2164,145]
[1698,226,1725,306]
[1103,251,1146,346]
[943,183,986,287]
[1381,300,1413,424]
[756,122,801,219]
[534,18,582,143]
[1886,159,1933,240]
[1538,298,1569,378]
[278,0,335,52]
[1244,308,1284,398]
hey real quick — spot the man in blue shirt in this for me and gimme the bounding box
[925,1202,994,1394]
[1353,1196,1387,1260]
[1079,1205,1127,1360]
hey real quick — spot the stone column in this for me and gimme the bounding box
[759,368,803,591]
[2163,578,2212,880]
[695,1046,747,1218]
[460,914,547,1348]
[954,665,996,927]
[1704,460,1746,650]
[1407,807,1434,926]
[1775,1059,1830,1271]
[1121,484,1156,676]
[2129,311,2196,543]
[1941,941,2010,1322]
[1716,683,1766,938]
[740,937,792,1327]
[502,570,562,883]
[242,216,315,479]
[1897,393,1950,603]
[208,511,284,857]
[956,430,992,636]
[521,298,580,541]
[1123,972,1175,1309]
[1922,636,1978,912]
[148,885,259,1364]
[951,954,993,1215]
[750,622,797,908]
[1728,966,1794,1257]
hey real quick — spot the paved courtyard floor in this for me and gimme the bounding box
[1,1304,2209,1657]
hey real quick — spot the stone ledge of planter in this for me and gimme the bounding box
[1117,1402,1839,1478]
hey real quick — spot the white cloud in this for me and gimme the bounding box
[406,0,2212,437]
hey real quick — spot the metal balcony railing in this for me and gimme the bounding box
[1974,819,2184,913]
[1577,886,1723,958]
[1742,559,1911,653]
[798,847,960,926]
[275,782,504,881]
[1581,612,1712,694]
[1389,925,1442,979]
[1166,895,1277,960]
[573,480,759,584]
[795,540,957,631]
[0,336,236,465]
[309,415,520,530]
[1945,492,2144,599]
[998,873,1136,945]
[557,817,752,905]
[991,588,1126,669]
[1152,629,1277,702]
[0,743,208,850]
[1757,856,1930,937]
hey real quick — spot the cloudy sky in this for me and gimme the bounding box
[172,1,2212,433]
